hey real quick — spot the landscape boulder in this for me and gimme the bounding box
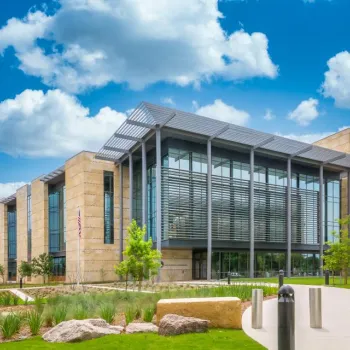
[158,314,209,336]
[43,319,123,343]
[125,322,159,334]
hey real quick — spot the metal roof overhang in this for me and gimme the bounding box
[0,193,16,205]
[96,102,350,172]
[40,165,65,184]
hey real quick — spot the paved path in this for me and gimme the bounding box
[9,289,34,302]
[242,285,350,350]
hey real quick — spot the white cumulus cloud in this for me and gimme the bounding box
[287,98,319,126]
[0,182,27,200]
[195,99,250,126]
[278,126,349,144]
[264,108,275,121]
[0,89,127,157]
[322,51,350,108]
[161,97,175,106]
[0,0,278,93]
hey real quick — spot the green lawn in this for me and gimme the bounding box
[233,276,350,289]
[0,330,265,350]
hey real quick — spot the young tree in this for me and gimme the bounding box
[18,261,33,282]
[323,216,350,285]
[0,264,5,284]
[115,260,130,291]
[115,220,162,291]
[32,253,54,284]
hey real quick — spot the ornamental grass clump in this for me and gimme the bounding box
[142,305,155,322]
[125,306,136,325]
[99,303,115,324]
[26,311,43,336]
[73,304,89,320]
[12,295,20,306]
[0,313,21,339]
[53,305,68,325]
[2,293,12,306]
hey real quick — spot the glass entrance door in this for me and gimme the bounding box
[193,252,207,280]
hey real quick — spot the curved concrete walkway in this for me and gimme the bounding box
[243,285,350,350]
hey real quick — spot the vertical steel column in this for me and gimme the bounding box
[119,163,123,262]
[319,164,324,276]
[142,141,147,228]
[156,128,162,253]
[250,148,255,278]
[207,140,212,281]
[287,157,292,278]
[129,153,133,223]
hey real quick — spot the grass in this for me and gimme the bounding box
[233,276,350,289]
[0,330,266,349]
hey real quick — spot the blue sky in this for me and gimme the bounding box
[0,0,350,197]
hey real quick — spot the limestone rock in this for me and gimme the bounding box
[42,319,123,343]
[125,322,158,334]
[158,314,209,336]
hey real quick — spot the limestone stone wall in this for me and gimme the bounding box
[156,297,242,329]
[65,151,129,283]
[160,249,193,282]
[313,128,350,153]
[313,129,350,220]
[31,178,48,283]
[16,185,28,274]
[0,204,8,282]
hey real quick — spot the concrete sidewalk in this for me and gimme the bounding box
[242,285,350,350]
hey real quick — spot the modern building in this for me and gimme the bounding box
[1,102,350,283]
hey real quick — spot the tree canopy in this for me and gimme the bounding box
[115,220,162,290]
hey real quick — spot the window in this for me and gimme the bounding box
[104,171,114,244]
[27,193,32,261]
[52,257,66,277]
[326,180,340,243]
[7,206,17,280]
[49,185,66,253]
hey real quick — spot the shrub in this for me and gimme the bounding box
[26,311,43,336]
[53,305,68,325]
[73,304,88,320]
[0,313,21,339]
[99,303,115,324]
[142,305,155,322]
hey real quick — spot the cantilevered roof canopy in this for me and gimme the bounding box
[0,193,16,204]
[40,165,65,183]
[96,102,350,170]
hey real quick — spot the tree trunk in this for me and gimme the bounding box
[343,268,348,285]
[138,271,143,291]
[125,273,128,291]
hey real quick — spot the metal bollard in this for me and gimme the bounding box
[309,288,322,328]
[279,269,284,288]
[251,289,263,329]
[278,285,295,350]
[19,278,23,289]
[325,270,329,286]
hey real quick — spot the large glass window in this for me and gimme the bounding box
[49,185,66,252]
[27,193,32,261]
[52,257,66,277]
[133,164,142,226]
[7,206,17,280]
[104,171,114,244]
[326,180,340,243]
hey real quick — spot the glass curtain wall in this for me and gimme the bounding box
[7,206,17,281]
[133,163,142,227]
[104,171,114,244]
[326,180,340,243]
[48,185,66,277]
[211,251,286,279]
[158,145,340,245]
